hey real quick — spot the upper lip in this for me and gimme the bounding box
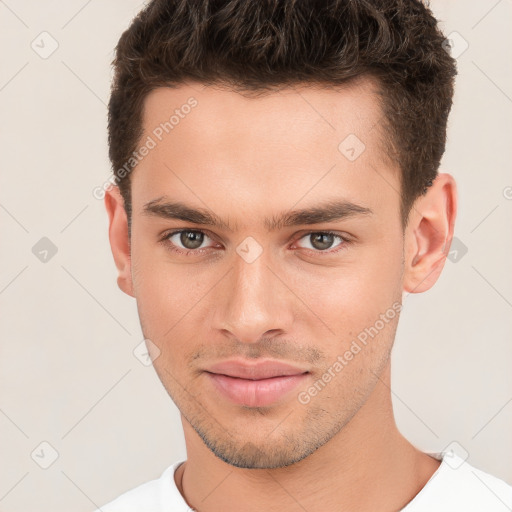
[205,359,309,380]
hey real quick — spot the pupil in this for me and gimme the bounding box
[311,233,333,250]
[181,231,204,249]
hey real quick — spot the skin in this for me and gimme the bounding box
[105,77,457,512]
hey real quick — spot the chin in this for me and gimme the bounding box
[194,424,325,469]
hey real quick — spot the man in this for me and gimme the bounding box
[96,0,512,510]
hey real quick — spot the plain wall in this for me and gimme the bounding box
[0,1,511,510]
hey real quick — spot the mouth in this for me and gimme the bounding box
[204,359,310,407]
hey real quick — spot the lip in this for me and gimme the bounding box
[204,359,309,407]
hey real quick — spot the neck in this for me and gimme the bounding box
[175,363,440,512]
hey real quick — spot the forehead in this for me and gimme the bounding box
[132,79,400,227]
[142,78,385,149]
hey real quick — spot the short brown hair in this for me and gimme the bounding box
[108,0,457,231]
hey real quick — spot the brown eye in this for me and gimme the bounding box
[180,231,204,249]
[310,233,336,250]
[166,230,210,250]
[296,232,347,252]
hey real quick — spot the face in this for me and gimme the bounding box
[115,79,408,468]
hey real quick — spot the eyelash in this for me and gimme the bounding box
[159,229,352,257]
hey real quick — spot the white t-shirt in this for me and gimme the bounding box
[94,452,512,511]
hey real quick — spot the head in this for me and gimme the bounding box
[105,0,457,469]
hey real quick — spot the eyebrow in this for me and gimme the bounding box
[142,197,373,232]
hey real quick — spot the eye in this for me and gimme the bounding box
[160,229,351,257]
[294,231,349,253]
[161,229,216,254]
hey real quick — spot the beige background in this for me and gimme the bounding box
[0,1,511,510]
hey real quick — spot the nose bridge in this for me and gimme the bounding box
[216,247,292,343]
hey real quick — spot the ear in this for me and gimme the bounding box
[403,173,458,294]
[104,185,135,297]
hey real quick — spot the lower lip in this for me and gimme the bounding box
[206,372,309,407]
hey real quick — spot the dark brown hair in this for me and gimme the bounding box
[108,0,457,231]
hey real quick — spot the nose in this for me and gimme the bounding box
[213,249,295,344]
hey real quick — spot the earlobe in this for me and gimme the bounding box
[403,173,458,294]
[104,186,135,298]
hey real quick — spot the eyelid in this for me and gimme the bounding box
[160,228,218,250]
[292,230,351,252]
[160,228,352,255]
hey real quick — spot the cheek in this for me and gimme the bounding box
[296,252,401,321]
[288,243,403,358]
[131,229,403,343]
[131,246,216,339]
[132,261,201,381]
